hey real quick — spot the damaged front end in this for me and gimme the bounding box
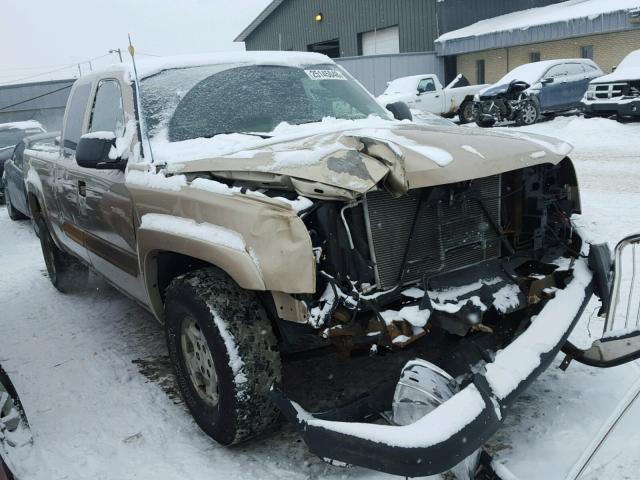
[270,157,640,477]
[474,80,538,127]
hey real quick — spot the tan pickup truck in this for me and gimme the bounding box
[24,52,640,477]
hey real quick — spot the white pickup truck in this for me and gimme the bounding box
[377,74,488,124]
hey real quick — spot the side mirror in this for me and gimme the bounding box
[386,102,413,121]
[76,133,126,171]
[541,77,555,85]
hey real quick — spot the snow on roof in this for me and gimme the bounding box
[496,59,575,85]
[93,51,334,81]
[0,120,45,131]
[437,0,640,42]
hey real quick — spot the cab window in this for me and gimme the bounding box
[12,142,25,168]
[63,83,92,151]
[417,78,436,93]
[89,80,125,136]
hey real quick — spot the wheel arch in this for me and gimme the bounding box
[138,228,267,322]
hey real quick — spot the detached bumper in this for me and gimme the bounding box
[582,99,640,117]
[273,257,596,477]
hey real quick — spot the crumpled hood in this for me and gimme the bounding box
[171,122,573,199]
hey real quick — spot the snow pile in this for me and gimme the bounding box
[126,170,186,192]
[140,214,246,252]
[380,305,431,328]
[492,284,522,314]
[191,177,313,212]
[437,0,640,42]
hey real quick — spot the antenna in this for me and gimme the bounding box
[128,34,156,164]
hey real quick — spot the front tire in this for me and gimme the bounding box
[515,100,540,126]
[165,267,281,445]
[458,101,475,124]
[37,216,88,293]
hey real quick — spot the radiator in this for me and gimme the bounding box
[364,175,502,290]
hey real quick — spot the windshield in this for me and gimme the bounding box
[140,63,389,142]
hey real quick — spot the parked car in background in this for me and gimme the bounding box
[582,49,640,121]
[3,132,59,221]
[378,74,488,123]
[474,59,603,127]
[0,121,45,203]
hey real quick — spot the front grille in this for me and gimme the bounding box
[364,175,502,289]
[594,83,628,100]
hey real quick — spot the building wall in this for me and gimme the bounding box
[244,0,438,56]
[0,79,74,131]
[457,29,640,84]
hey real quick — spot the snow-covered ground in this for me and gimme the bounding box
[0,115,639,479]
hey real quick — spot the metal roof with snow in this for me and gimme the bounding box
[435,0,640,56]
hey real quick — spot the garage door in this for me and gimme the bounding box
[361,26,399,56]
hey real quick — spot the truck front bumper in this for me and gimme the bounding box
[582,98,640,118]
[272,256,596,477]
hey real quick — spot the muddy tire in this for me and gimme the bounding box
[37,216,88,293]
[165,267,281,445]
[5,190,27,221]
[515,100,540,126]
[458,101,475,124]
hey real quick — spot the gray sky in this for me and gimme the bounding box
[0,0,271,84]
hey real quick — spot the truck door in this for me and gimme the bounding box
[538,64,569,112]
[55,81,93,263]
[74,78,146,302]
[414,77,444,114]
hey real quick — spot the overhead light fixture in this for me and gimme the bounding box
[314,12,323,23]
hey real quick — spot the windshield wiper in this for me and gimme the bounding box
[203,131,273,139]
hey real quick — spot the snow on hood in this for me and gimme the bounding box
[150,116,572,198]
[591,49,640,83]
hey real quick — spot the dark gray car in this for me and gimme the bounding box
[4,132,58,221]
[0,121,45,203]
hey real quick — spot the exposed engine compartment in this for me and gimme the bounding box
[294,159,582,355]
[475,80,534,125]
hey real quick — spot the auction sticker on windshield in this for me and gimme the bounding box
[305,69,347,80]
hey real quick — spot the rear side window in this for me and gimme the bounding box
[63,83,92,151]
[89,80,125,136]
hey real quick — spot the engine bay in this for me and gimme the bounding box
[291,159,583,357]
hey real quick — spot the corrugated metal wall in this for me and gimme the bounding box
[437,0,566,34]
[244,0,438,56]
[336,52,444,96]
[0,79,74,131]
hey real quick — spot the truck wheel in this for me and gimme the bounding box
[515,100,540,126]
[6,190,27,221]
[37,216,88,293]
[165,267,282,445]
[458,101,475,124]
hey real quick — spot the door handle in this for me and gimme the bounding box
[78,180,86,197]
